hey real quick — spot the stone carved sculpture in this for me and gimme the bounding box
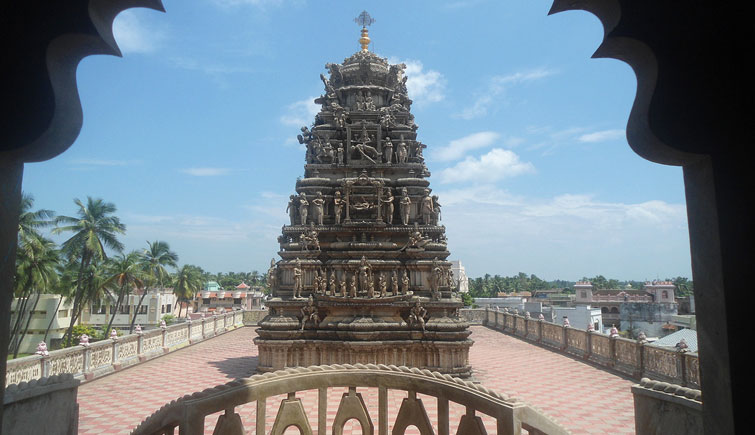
[381,187,394,224]
[259,41,472,377]
[420,189,434,225]
[299,193,309,225]
[299,224,320,251]
[397,136,408,164]
[312,192,325,225]
[300,295,320,330]
[400,188,411,225]
[267,258,278,291]
[329,270,337,296]
[333,191,344,225]
[293,258,303,299]
[286,195,297,225]
[383,137,394,164]
[408,300,427,332]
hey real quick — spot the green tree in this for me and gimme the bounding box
[102,252,144,337]
[11,236,60,357]
[173,264,203,318]
[54,197,125,345]
[131,240,177,332]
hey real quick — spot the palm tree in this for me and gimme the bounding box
[17,193,54,242]
[11,236,60,357]
[173,264,203,318]
[43,260,78,344]
[53,197,125,345]
[102,252,144,336]
[130,240,177,332]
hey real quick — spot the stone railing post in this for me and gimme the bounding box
[186,319,192,344]
[112,336,120,370]
[81,346,90,375]
[201,316,207,338]
[40,355,50,378]
[561,324,568,351]
[586,331,593,360]
[137,332,144,356]
[537,318,543,342]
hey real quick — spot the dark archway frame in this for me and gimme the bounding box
[1,2,749,433]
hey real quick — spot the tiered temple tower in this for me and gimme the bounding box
[255,14,473,377]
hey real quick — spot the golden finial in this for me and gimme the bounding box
[354,11,375,52]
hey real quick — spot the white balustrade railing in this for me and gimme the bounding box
[131,364,569,435]
[5,310,246,387]
[482,307,700,388]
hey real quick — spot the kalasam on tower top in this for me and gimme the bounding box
[255,12,473,377]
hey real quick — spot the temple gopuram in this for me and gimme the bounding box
[255,13,473,377]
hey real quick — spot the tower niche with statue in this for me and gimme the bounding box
[255,13,472,377]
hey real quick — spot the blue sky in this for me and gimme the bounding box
[22,0,692,280]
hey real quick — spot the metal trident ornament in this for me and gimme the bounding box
[354,11,375,51]
[354,10,375,28]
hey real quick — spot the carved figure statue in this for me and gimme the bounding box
[432,195,441,224]
[299,193,309,225]
[379,272,387,297]
[337,145,344,165]
[391,270,399,295]
[365,92,376,111]
[430,257,443,300]
[354,132,379,163]
[400,188,411,225]
[312,269,321,294]
[286,195,297,225]
[420,189,434,225]
[350,271,358,298]
[300,295,320,330]
[333,191,344,225]
[267,258,277,291]
[320,73,336,98]
[359,256,371,295]
[340,273,348,297]
[355,91,365,111]
[293,259,303,299]
[381,187,395,224]
[329,270,337,296]
[408,300,427,332]
[299,224,320,251]
[312,191,325,225]
[297,126,313,145]
[416,142,426,162]
[401,269,410,294]
[403,229,430,250]
[383,137,394,164]
[397,137,408,164]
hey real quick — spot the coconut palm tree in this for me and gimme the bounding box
[11,236,60,357]
[43,260,77,344]
[53,197,125,345]
[17,193,54,242]
[102,252,144,336]
[130,240,177,332]
[173,264,203,318]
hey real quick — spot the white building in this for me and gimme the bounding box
[81,287,178,330]
[551,305,603,331]
[449,260,469,293]
[10,294,74,354]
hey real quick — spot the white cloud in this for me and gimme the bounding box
[456,68,555,119]
[438,148,535,183]
[180,167,233,176]
[578,129,626,143]
[280,97,320,127]
[433,185,690,279]
[113,10,162,54]
[434,131,500,161]
[210,0,285,8]
[388,58,446,106]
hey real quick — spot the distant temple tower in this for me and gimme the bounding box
[255,13,473,377]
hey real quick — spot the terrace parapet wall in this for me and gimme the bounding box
[482,307,700,389]
[5,310,249,388]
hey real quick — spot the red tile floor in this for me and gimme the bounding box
[77,326,635,434]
